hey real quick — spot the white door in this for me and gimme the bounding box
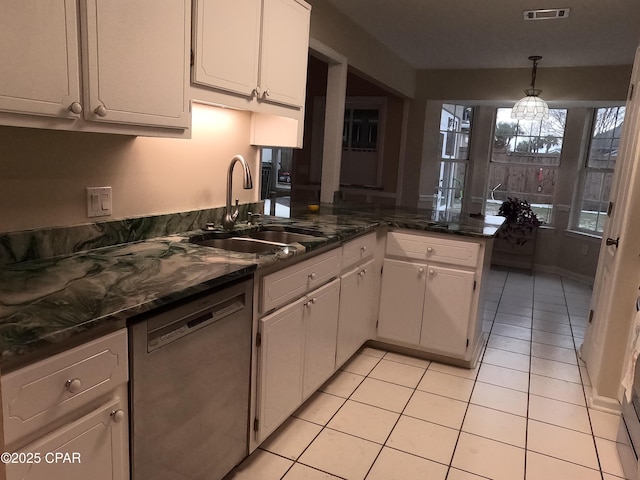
[420,265,474,357]
[82,0,190,128]
[336,259,376,367]
[378,258,427,344]
[192,0,261,97]
[259,0,310,108]
[303,279,340,399]
[6,398,128,480]
[0,0,81,119]
[583,46,640,401]
[257,298,305,442]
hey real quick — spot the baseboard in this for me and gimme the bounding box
[533,264,594,287]
[587,386,622,413]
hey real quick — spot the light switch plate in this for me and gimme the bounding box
[87,186,112,218]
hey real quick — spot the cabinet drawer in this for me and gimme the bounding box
[342,232,376,272]
[386,231,479,268]
[261,248,342,313]
[2,329,128,447]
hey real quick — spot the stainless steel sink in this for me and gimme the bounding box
[249,225,325,243]
[248,230,320,243]
[192,237,285,254]
[190,224,325,254]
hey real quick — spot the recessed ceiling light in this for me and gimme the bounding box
[524,8,570,21]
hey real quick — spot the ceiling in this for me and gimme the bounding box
[323,0,640,70]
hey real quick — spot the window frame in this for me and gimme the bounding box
[485,108,568,225]
[434,104,474,214]
[572,105,626,236]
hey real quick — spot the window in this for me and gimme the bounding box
[341,98,386,187]
[486,108,567,223]
[574,106,625,234]
[434,104,473,213]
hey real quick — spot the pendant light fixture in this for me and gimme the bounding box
[511,55,549,120]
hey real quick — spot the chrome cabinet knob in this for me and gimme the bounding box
[68,102,83,114]
[110,409,125,423]
[361,246,367,253]
[65,378,82,394]
[94,105,107,117]
[308,272,316,280]
[254,87,261,97]
[429,269,435,275]
[311,297,317,304]
[427,247,433,253]
[418,267,425,274]
[264,88,271,97]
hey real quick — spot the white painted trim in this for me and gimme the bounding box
[587,385,622,414]
[309,37,348,204]
[309,37,347,65]
[395,99,410,206]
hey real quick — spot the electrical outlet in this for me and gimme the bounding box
[581,245,588,255]
[87,187,112,218]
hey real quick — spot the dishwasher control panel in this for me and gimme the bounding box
[145,282,248,353]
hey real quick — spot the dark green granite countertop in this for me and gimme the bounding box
[0,205,503,370]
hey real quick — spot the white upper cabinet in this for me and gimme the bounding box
[0,0,81,119]
[259,0,310,108]
[193,0,310,109]
[82,0,190,128]
[0,0,190,135]
[193,0,261,98]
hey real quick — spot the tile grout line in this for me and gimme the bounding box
[277,354,383,480]
[360,352,430,480]
[560,275,606,480]
[442,269,508,480]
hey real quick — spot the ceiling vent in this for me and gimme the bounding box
[523,8,570,20]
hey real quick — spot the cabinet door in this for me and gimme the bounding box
[193,0,261,97]
[257,298,305,442]
[378,259,426,344]
[259,0,310,108]
[6,398,128,480]
[420,265,475,356]
[336,259,376,367]
[0,0,81,119]
[303,279,340,399]
[82,0,190,128]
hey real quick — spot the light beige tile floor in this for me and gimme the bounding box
[225,269,630,480]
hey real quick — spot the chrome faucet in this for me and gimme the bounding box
[223,154,253,230]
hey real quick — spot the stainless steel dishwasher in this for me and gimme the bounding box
[128,276,253,480]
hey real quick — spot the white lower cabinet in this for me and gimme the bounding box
[257,279,339,443]
[302,280,340,399]
[5,397,128,480]
[419,265,475,356]
[2,329,129,480]
[378,258,426,344]
[378,230,486,363]
[336,258,376,367]
[378,260,475,356]
[257,296,305,443]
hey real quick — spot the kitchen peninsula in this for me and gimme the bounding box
[0,203,503,479]
[0,203,503,369]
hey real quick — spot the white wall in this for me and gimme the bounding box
[0,104,259,233]
[306,0,416,99]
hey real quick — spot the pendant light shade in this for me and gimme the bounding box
[512,56,549,120]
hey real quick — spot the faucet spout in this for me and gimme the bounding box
[223,155,253,230]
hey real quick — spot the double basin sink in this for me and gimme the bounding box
[190,225,327,254]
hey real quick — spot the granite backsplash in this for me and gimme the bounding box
[0,202,264,266]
